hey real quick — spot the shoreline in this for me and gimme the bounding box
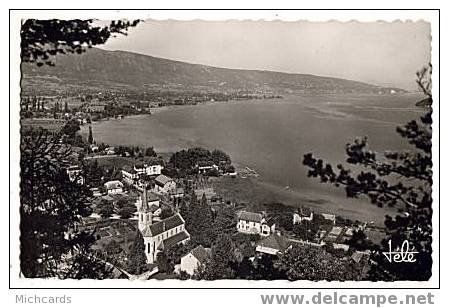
[212,175,394,227]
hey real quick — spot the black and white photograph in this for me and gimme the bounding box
[8,9,440,294]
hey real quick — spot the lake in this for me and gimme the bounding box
[84,94,426,222]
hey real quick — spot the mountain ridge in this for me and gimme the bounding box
[21,48,405,95]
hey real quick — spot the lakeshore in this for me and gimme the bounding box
[82,94,424,225]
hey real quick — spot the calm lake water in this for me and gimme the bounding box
[85,94,425,218]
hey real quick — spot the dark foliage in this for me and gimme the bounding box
[20,129,110,278]
[21,19,140,66]
[127,230,147,275]
[302,66,433,281]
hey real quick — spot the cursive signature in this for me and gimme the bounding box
[382,240,418,263]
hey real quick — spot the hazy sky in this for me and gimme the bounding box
[102,20,431,90]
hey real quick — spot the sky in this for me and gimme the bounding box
[101,19,431,90]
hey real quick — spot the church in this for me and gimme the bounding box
[136,189,190,264]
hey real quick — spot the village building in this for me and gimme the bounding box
[293,207,313,225]
[121,166,140,184]
[104,180,124,195]
[144,159,164,176]
[87,101,107,113]
[66,165,84,185]
[89,144,99,153]
[154,174,176,194]
[137,189,190,264]
[105,147,116,155]
[169,187,185,200]
[322,213,336,224]
[179,245,212,275]
[256,233,292,255]
[236,211,276,237]
[122,160,164,184]
[196,161,219,174]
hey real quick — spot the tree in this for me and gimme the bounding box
[105,239,123,256]
[20,129,108,278]
[160,207,174,220]
[184,194,214,247]
[302,66,433,281]
[127,230,147,275]
[276,245,361,281]
[82,159,104,188]
[88,125,94,144]
[211,149,231,165]
[194,234,236,280]
[97,201,114,218]
[145,146,156,157]
[292,220,319,242]
[118,206,135,219]
[345,230,372,251]
[156,250,174,274]
[21,19,140,66]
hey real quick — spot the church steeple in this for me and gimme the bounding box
[138,187,153,231]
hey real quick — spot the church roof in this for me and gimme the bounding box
[141,213,185,237]
[162,230,190,249]
[146,192,160,202]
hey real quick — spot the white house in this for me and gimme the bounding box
[90,144,99,153]
[144,161,163,176]
[154,174,176,194]
[180,245,211,275]
[237,211,275,237]
[322,213,336,224]
[135,160,163,176]
[196,161,219,174]
[293,207,313,225]
[105,147,116,155]
[137,190,190,264]
[66,165,84,185]
[256,233,292,255]
[104,180,124,195]
[121,165,139,184]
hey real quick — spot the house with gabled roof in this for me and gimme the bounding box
[180,245,212,275]
[237,210,276,237]
[104,180,124,195]
[154,174,176,194]
[137,189,190,263]
[293,207,313,225]
[256,233,292,255]
[121,165,139,184]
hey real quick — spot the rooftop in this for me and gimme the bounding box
[257,233,291,252]
[162,230,190,249]
[104,180,123,190]
[296,207,313,217]
[122,165,138,174]
[189,245,212,263]
[141,213,185,237]
[155,174,174,186]
[238,211,263,223]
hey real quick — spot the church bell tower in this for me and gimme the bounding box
[137,188,153,231]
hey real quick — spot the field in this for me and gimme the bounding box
[21,118,66,132]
